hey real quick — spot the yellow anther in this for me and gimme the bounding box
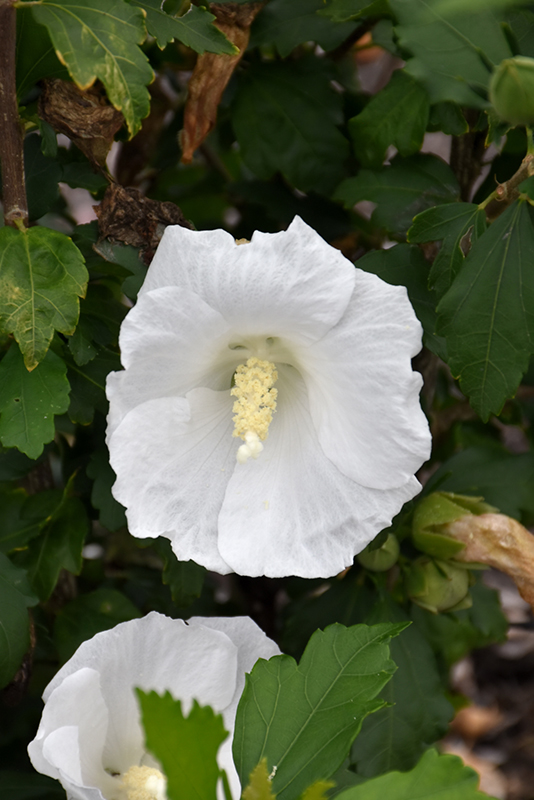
[231,357,278,463]
[119,765,167,800]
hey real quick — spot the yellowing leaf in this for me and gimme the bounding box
[0,226,87,370]
[300,780,336,800]
[243,760,277,800]
[32,0,153,136]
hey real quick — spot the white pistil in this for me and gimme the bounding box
[231,357,278,463]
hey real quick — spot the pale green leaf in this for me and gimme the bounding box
[0,345,70,459]
[0,226,87,369]
[32,0,153,136]
[130,1,237,53]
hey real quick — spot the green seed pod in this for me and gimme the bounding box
[405,556,470,614]
[357,533,400,572]
[490,56,534,127]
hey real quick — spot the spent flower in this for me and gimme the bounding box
[106,217,431,577]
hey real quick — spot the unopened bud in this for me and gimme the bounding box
[490,56,534,127]
[405,556,471,614]
[413,492,496,559]
[357,533,400,572]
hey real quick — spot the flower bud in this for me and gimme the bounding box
[357,533,400,571]
[405,556,471,614]
[490,56,534,127]
[412,492,497,559]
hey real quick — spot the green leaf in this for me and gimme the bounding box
[319,0,390,22]
[68,284,127,366]
[356,244,446,359]
[32,0,153,137]
[0,226,88,369]
[137,690,228,800]
[24,134,61,221]
[351,599,453,776]
[408,202,487,297]
[336,748,489,800]
[16,6,68,99]
[0,552,38,689]
[66,348,121,425]
[349,70,430,168]
[232,58,349,194]
[0,488,43,553]
[54,588,140,662]
[242,760,277,800]
[389,0,512,107]
[15,481,89,600]
[335,154,459,237]
[0,346,70,459]
[428,102,469,136]
[87,444,127,531]
[0,771,65,800]
[153,538,206,606]
[250,0,358,57]
[437,199,534,420]
[233,622,407,800]
[130,1,237,53]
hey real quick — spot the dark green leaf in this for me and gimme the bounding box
[0,771,64,800]
[68,284,127,366]
[335,154,459,237]
[408,202,486,297]
[67,349,120,425]
[0,346,70,459]
[351,599,453,776]
[86,444,126,530]
[0,488,43,553]
[336,748,488,800]
[250,0,358,57]
[16,481,89,600]
[0,225,88,369]
[437,199,534,419]
[233,622,407,800]
[16,6,68,99]
[428,103,469,136]
[0,447,45,481]
[32,0,153,137]
[356,244,446,358]
[54,588,140,662]
[509,9,534,58]
[24,134,61,220]
[130,1,237,53]
[232,58,349,194]
[0,552,38,689]
[319,0,390,22]
[92,239,147,300]
[349,70,429,168]
[390,0,512,106]
[153,538,206,607]
[138,690,228,800]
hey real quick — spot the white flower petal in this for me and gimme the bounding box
[218,367,420,578]
[297,271,431,490]
[139,216,355,346]
[108,390,236,573]
[107,287,234,438]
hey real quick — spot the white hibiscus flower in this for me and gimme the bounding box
[28,612,279,800]
[106,217,431,578]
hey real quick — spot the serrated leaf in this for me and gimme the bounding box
[250,0,358,58]
[336,748,489,800]
[428,102,468,136]
[408,203,487,297]
[0,226,88,369]
[0,552,38,689]
[389,0,512,107]
[243,760,277,800]
[130,1,237,53]
[0,346,70,459]
[437,199,534,420]
[356,243,446,359]
[87,444,127,530]
[32,0,153,137]
[68,283,127,366]
[319,0,390,22]
[232,58,349,194]
[0,488,43,553]
[137,690,228,800]
[351,599,453,776]
[54,588,140,662]
[349,70,429,168]
[66,348,120,425]
[335,154,459,237]
[153,538,206,606]
[233,622,407,800]
[16,6,68,99]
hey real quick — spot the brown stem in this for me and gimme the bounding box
[0,0,28,227]
[450,110,488,202]
[480,153,534,221]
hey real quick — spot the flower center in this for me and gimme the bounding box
[119,766,167,800]
[231,357,278,464]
